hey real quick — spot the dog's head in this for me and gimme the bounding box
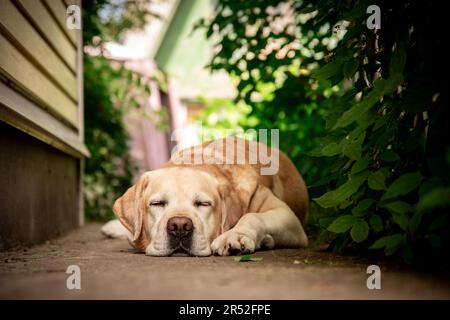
[113,166,253,256]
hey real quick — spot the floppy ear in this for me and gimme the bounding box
[217,172,260,234]
[112,173,151,252]
[218,183,242,233]
[235,179,258,213]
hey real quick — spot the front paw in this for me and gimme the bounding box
[211,230,256,256]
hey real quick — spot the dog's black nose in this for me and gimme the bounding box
[167,216,193,238]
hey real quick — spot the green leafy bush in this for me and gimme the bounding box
[204,0,449,266]
[83,1,160,220]
[83,57,136,221]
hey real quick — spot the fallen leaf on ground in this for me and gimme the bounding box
[234,255,263,262]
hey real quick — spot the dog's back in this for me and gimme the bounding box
[167,137,308,225]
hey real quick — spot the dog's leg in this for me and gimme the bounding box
[101,219,132,240]
[211,186,308,256]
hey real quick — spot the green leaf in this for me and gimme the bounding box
[368,170,387,190]
[381,201,412,214]
[392,213,409,231]
[339,199,353,209]
[352,199,374,216]
[418,178,443,196]
[314,174,368,208]
[313,60,343,80]
[333,81,384,129]
[409,211,423,234]
[350,220,369,242]
[370,234,405,255]
[343,59,359,79]
[333,100,374,129]
[234,255,263,262]
[327,215,357,233]
[372,78,387,95]
[370,214,383,232]
[417,187,450,212]
[351,157,370,175]
[343,132,365,160]
[381,172,423,201]
[370,236,389,249]
[319,217,335,228]
[380,150,400,162]
[384,73,404,94]
[321,142,342,156]
[380,203,411,231]
[375,126,397,148]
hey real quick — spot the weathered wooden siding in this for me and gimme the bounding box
[0,0,82,131]
[0,123,80,249]
[0,0,86,249]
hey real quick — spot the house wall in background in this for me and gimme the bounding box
[0,123,80,249]
[0,0,87,249]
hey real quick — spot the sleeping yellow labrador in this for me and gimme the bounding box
[101,137,308,256]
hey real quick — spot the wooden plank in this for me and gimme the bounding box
[15,0,77,72]
[0,122,81,248]
[0,82,89,158]
[43,0,78,47]
[0,33,78,128]
[75,0,84,141]
[0,0,77,101]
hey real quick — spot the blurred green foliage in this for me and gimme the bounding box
[83,0,159,220]
[203,0,449,266]
[83,57,135,221]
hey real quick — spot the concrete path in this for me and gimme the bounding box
[0,223,449,299]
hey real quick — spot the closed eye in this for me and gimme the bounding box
[150,200,167,207]
[194,200,212,207]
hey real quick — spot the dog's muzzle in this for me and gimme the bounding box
[167,216,194,255]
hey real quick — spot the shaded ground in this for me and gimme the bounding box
[0,223,449,299]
